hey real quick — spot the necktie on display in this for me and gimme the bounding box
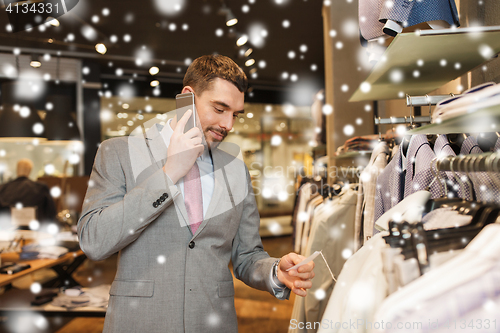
[184,162,203,234]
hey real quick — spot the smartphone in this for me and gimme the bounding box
[175,92,196,133]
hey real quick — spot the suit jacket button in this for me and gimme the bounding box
[153,202,158,208]
[188,241,195,249]
[160,196,165,202]
[163,193,169,199]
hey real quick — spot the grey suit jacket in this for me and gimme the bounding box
[78,121,281,332]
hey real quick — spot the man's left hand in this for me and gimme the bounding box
[277,252,315,297]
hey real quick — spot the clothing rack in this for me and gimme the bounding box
[406,94,460,107]
[374,94,461,125]
[436,152,500,172]
[374,115,431,125]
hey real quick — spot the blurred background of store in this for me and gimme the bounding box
[0,0,334,229]
[1,0,500,332]
[0,3,331,330]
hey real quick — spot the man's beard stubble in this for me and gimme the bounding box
[204,126,228,148]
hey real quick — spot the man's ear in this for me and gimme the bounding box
[181,86,195,94]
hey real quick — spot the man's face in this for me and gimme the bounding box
[183,78,244,148]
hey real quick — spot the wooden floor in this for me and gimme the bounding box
[0,235,295,333]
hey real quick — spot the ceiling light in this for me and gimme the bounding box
[226,17,238,27]
[122,103,130,109]
[226,11,238,26]
[47,17,59,27]
[30,54,41,68]
[150,80,160,87]
[218,3,238,26]
[149,66,159,75]
[95,43,107,54]
[249,68,258,74]
[244,48,253,57]
[236,35,248,47]
[245,59,255,67]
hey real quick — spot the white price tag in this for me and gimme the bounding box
[286,251,321,271]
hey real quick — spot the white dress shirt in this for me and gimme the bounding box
[160,119,214,218]
[372,224,500,333]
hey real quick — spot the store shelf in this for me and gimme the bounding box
[350,26,500,102]
[332,151,372,159]
[407,104,500,135]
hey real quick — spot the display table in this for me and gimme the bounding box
[0,250,107,317]
[0,250,86,288]
[0,288,107,317]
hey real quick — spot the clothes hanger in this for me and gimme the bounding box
[410,223,430,275]
[385,153,500,257]
[447,133,467,155]
[377,116,383,142]
[386,220,484,261]
[437,154,500,229]
[477,132,498,152]
[470,153,500,226]
[321,183,341,200]
[461,155,476,201]
[424,158,462,213]
[445,156,490,223]
[401,116,411,157]
[425,96,437,149]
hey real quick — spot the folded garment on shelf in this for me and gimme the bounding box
[432,82,500,123]
[49,284,111,310]
[343,135,383,152]
[20,244,68,259]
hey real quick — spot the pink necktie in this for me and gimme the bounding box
[184,162,203,234]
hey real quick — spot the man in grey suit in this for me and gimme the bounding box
[78,55,315,332]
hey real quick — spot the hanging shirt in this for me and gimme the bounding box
[354,141,389,250]
[290,185,358,333]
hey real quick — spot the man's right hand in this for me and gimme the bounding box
[163,109,204,184]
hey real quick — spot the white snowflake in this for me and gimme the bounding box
[50,185,61,197]
[341,248,353,259]
[322,104,333,115]
[207,313,220,326]
[315,289,326,300]
[389,69,403,83]
[343,124,354,135]
[360,82,371,93]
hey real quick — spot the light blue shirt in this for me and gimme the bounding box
[160,119,214,218]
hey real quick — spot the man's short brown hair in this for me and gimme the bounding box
[183,54,248,95]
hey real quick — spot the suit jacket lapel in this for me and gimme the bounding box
[144,124,168,165]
